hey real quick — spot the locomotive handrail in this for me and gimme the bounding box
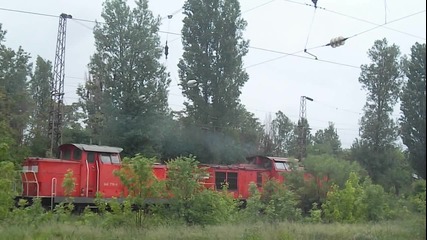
[95,160,100,193]
[21,170,39,197]
[51,177,57,210]
[85,159,89,197]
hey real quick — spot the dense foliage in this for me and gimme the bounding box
[176,0,263,163]
[352,38,413,193]
[400,42,426,179]
[0,1,425,238]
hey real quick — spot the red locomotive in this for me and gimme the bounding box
[20,143,301,208]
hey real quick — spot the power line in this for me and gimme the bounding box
[246,9,426,69]
[347,10,426,39]
[310,100,362,115]
[0,7,58,18]
[70,19,93,31]
[281,0,426,40]
[246,46,360,69]
[1,6,423,71]
[0,6,359,69]
[242,0,276,14]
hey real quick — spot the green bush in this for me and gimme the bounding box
[11,197,51,225]
[322,172,393,223]
[322,172,366,223]
[114,154,162,227]
[284,155,367,214]
[0,161,17,221]
[361,180,391,221]
[185,189,237,225]
[306,202,322,223]
[409,179,426,214]
[165,156,238,225]
[242,182,264,222]
[243,179,302,223]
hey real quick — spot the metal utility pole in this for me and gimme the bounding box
[298,95,313,161]
[48,13,72,157]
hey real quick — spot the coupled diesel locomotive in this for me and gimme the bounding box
[20,143,301,208]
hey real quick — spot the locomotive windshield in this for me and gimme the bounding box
[100,153,121,164]
[274,161,291,171]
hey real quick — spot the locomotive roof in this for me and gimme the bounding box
[61,143,123,153]
[266,156,292,162]
[246,155,293,162]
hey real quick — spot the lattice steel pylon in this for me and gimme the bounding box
[298,96,313,161]
[48,13,72,157]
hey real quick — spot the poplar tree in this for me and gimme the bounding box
[177,0,261,163]
[27,56,52,156]
[400,42,426,179]
[83,0,171,156]
[178,0,249,131]
[352,38,410,191]
[0,24,32,163]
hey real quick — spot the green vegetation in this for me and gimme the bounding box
[0,216,425,240]
[0,0,425,239]
[0,156,425,239]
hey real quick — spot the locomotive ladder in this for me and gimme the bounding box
[21,169,39,197]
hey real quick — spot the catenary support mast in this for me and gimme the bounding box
[48,13,72,157]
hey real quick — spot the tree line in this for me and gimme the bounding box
[0,0,425,193]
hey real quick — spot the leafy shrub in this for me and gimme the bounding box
[53,201,74,223]
[185,189,237,225]
[307,202,322,223]
[322,172,393,223]
[322,172,366,223]
[0,161,17,221]
[284,155,367,214]
[361,180,391,221]
[242,182,264,222]
[62,169,76,197]
[11,197,51,225]
[165,156,237,225]
[243,179,302,223]
[114,154,162,227]
[408,179,426,214]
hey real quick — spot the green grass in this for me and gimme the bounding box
[1,215,425,240]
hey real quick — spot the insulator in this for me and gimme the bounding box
[329,36,346,48]
[165,41,169,59]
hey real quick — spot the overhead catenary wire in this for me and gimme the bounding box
[303,1,318,59]
[246,9,426,69]
[246,46,360,69]
[0,6,424,70]
[384,0,388,24]
[281,0,426,40]
[242,0,276,14]
[71,19,93,31]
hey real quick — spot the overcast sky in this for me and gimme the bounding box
[0,0,425,148]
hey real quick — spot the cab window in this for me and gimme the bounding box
[87,152,95,163]
[111,154,120,164]
[274,162,291,171]
[100,153,120,164]
[73,149,82,160]
[101,154,111,164]
[62,149,71,160]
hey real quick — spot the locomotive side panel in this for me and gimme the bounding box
[22,158,81,198]
[97,153,123,198]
